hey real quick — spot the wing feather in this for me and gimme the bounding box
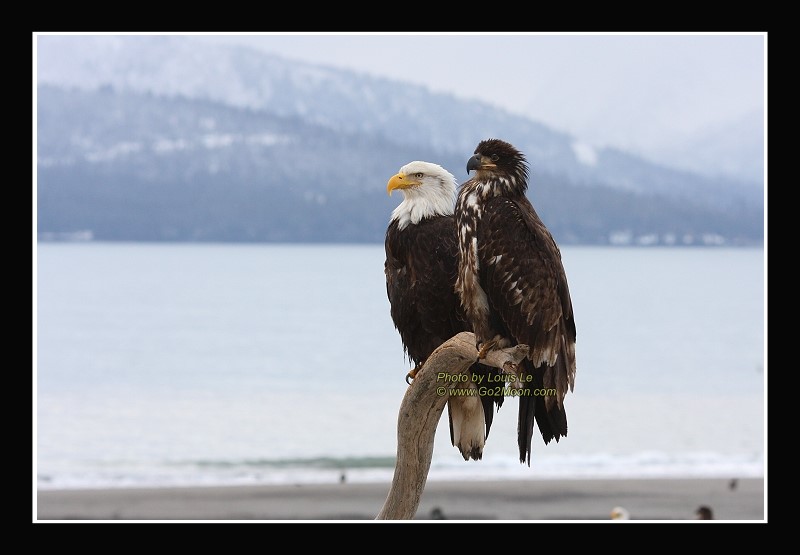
[477,195,576,462]
[478,195,576,400]
[385,216,505,448]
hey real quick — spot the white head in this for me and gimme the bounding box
[610,506,630,520]
[386,161,457,230]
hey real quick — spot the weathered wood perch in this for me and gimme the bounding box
[376,331,530,520]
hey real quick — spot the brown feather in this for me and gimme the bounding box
[456,138,577,465]
[385,213,505,456]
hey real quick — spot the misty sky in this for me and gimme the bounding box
[33,32,766,182]
[199,32,765,170]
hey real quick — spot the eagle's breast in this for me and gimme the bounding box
[455,184,492,340]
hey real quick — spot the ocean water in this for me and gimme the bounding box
[35,243,765,490]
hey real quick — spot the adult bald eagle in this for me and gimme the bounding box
[385,161,504,460]
[455,139,577,465]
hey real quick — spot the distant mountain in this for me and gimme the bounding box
[653,110,765,184]
[35,36,764,246]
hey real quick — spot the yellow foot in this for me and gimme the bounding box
[405,364,422,385]
[476,339,498,360]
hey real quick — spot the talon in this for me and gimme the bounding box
[405,364,421,384]
[477,339,499,360]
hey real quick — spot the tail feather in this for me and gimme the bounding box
[518,360,568,465]
[518,390,535,466]
[469,362,504,438]
[447,390,486,461]
[447,362,506,461]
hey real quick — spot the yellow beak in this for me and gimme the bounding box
[387,173,421,196]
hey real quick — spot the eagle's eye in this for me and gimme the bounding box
[490,154,499,162]
[415,173,424,178]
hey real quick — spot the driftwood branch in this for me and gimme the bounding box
[376,331,530,520]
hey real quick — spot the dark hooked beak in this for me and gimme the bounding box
[466,154,482,173]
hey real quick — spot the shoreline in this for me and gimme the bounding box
[35,476,765,522]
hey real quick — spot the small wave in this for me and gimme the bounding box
[37,450,763,491]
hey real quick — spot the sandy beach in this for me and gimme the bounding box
[35,477,765,522]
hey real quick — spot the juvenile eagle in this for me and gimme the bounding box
[385,161,504,460]
[454,139,577,465]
